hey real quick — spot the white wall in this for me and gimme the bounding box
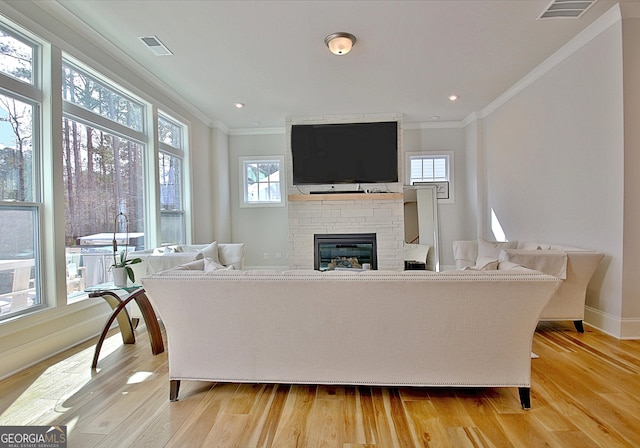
[189,121,215,242]
[480,18,626,335]
[464,118,481,239]
[229,132,289,267]
[208,126,232,242]
[621,14,640,329]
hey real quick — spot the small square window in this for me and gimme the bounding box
[409,155,449,183]
[240,156,285,207]
[406,151,454,204]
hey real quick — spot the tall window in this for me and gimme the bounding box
[158,113,185,244]
[62,61,145,299]
[0,26,42,319]
[240,156,284,207]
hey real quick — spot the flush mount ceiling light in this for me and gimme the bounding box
[448,94,460,101]
[324,32,356,56]
[234,102,245,109]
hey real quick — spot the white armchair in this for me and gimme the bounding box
[453,239,603,332]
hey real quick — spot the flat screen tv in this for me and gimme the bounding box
[291,121,398,185]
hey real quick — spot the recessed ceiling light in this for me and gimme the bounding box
[234,102,245,109]
[448,94,460,102]
[429,115,440,120]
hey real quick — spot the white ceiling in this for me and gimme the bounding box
[48,0,624,130]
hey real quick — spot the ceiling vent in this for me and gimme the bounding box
[538,0,597,19]
[139,36,173,56]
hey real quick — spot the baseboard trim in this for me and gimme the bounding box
[584,306,620,338]
[584,306,640,339]
[620,317,640,340]
[0,312,108,381]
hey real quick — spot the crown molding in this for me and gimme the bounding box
[229,127,286,136]
[403,121,465,130]
[212,121,230,135]
[221,120,466,135]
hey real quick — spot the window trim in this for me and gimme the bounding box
[158,113,184,156]
[157,111,188,244]
[62,58,145,133]
[0,24,46,321]
[239,155,285,208]
[405,151,455,204]
[0,23,39,88]
[62,101,146,145]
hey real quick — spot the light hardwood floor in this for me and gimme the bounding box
[1,321,640,447]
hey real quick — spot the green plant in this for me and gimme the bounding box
[112,250,142,283]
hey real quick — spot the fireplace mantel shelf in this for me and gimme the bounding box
[288,193,402,202]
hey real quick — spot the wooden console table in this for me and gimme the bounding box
[87,285,164,368]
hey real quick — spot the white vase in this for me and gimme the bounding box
[112,267,128,287]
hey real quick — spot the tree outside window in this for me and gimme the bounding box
[0,28,33,84]
[158,113,186,244]
[62,62,145,299]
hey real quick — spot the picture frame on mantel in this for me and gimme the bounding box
[414,181,449,200]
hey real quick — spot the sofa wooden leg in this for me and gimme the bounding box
[518,387,531,410]
[573,320,585,333]
[170,380,180,401]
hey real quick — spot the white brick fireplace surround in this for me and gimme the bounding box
[286,113,405,270]
[287,194,404,270]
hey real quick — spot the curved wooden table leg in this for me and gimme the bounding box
[90,291,135,369]
[93,291,135,344]
[89,288,163,369]
[131,290,164,355]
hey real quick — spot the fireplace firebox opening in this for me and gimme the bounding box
[314,233,377,271]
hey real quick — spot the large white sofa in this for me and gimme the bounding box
[142,264,560,409]
[453,239,604,332]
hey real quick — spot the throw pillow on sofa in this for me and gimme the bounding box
[204,257,234,272]
[477,238,518,259]
[463,256,499,271]
[198,241,221,264]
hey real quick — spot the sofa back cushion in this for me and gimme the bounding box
[477,238,518,259]
[218,243,245,270]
